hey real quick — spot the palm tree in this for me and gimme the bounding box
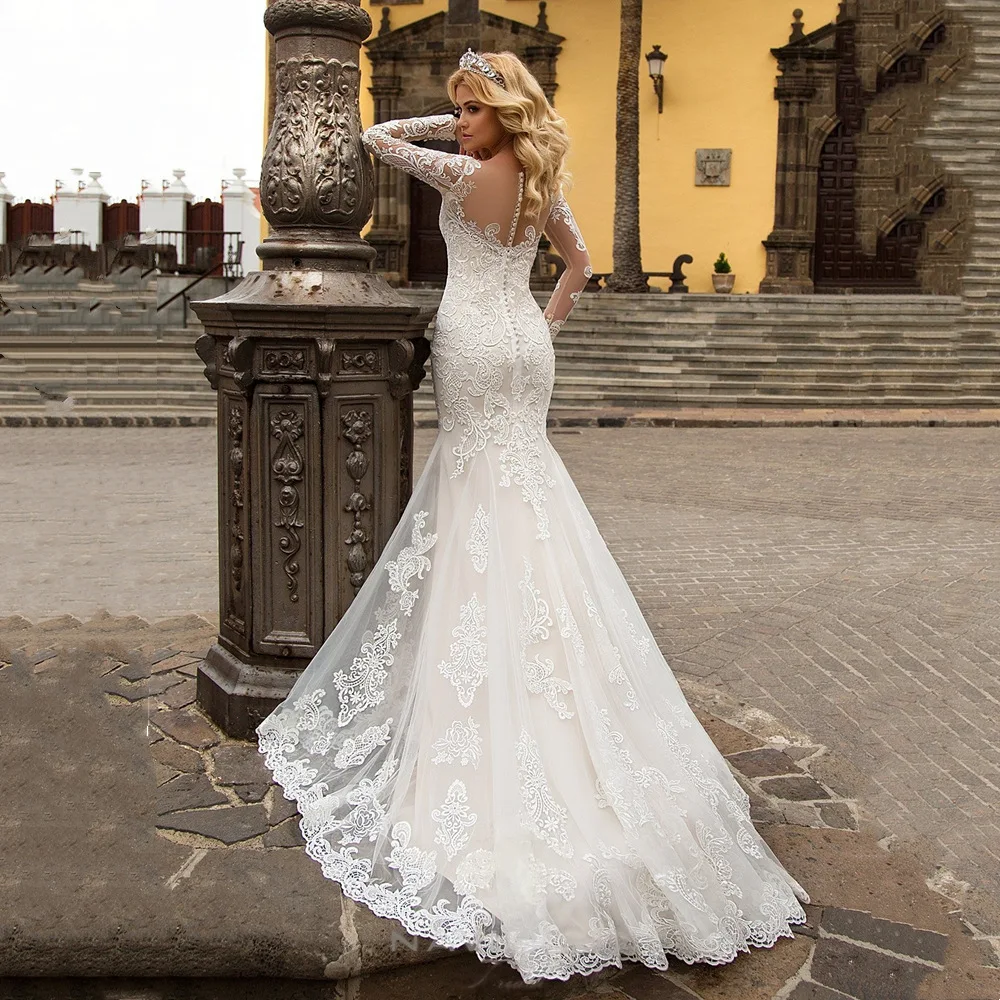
[607,0,648,293]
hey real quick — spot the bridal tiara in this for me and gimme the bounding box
[459,48,505,88]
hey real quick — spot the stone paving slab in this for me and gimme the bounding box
[1,616,999,998]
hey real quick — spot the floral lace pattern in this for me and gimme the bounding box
[437,593,489,708]
[255,115,810,986]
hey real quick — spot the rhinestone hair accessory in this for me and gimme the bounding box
[459,48,505,88]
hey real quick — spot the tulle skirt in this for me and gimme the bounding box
[257,424,809,984]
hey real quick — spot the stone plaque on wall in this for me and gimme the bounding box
[695,149,732,187]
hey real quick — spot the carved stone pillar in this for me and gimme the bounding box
[760,77,820,294]
[192,0,432,739]
[365,81,407,282]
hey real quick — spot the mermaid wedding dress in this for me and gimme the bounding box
[257,114,809,984]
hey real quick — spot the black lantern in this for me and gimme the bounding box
[645,44,667,114]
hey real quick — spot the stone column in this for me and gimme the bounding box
[192,0,432,739]
[365,78,407,283]
[760,77,818,294]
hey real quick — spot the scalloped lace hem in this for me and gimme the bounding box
[260,757,809,984]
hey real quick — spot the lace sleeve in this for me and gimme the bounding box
[542,194,593,340]
[361,114,477,195]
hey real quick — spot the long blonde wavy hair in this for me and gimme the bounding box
[447,51,571,222]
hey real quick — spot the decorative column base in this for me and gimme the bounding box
[197,641,298,740]
[759,236,816,294]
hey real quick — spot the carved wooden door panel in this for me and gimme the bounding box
[813,124,923,291]
[407,138,455,284]
[814,124,857,289]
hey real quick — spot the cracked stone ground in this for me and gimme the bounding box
[2,425,999,996]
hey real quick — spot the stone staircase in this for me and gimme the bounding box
[403,290,996,412]
[0,274,217,415]
[1,281,995,420]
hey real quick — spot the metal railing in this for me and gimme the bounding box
[148,230,244,278]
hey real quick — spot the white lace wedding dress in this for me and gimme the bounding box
[257,114,809,984]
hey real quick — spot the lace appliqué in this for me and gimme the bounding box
[455,848,496,895]
[582,586,639,712]
[432,717,483,769]
[385,510,438,617]
[465,503,490,574]
[530,857,578,901]
[331,617,401,728]
[387,821,438,892]
[361,115,478,196]
[432,778,478,860]
[516,728,574,858]
[518,558,574,719]
[437,593,488,708]
[334,718,394,768]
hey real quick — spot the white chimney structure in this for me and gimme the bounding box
[222,167,261,274]
[140,169,194,260]
[0,173,12,245]
[53,168,107,247]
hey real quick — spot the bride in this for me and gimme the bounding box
[257,49,808,984]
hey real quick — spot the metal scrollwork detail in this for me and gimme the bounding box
[195,334,219,389]
[270,409,306,603]
[226,401,247,635]
[263,349,307,374]
[317,339,336,399]
[387,339,415,400]
[264,1,372,39]
[341,350,379,374]
[228,337,257,397]
[341,409,374,592]
[261,56,371,228]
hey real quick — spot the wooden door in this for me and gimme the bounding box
[814,124,857,288]
[407,139,455,284]
[103,200,139,242]
[813,124,924,292]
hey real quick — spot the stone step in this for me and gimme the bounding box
[552,362,1000,382]
[553,340,992,359]
[0,388,215,408]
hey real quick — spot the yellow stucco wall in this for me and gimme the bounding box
[268,0,841,292]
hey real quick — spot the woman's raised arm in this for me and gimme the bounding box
[361,115,478,195]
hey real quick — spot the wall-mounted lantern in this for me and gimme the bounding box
[645,44,667,114]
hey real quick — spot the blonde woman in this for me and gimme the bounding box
[257,50,808,984]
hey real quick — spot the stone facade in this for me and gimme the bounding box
[761,0,973,295]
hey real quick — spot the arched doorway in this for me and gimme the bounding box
[813,123,938,292]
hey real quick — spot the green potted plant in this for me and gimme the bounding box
[712,252,735,293]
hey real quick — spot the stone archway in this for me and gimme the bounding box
[760,2,972,295]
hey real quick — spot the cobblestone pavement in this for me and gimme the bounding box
[3,425,1000,948]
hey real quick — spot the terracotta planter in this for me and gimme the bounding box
[712,272,736,293]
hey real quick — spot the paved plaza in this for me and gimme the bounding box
[3,423,1000,970]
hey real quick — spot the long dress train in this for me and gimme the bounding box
[256,114,809,985]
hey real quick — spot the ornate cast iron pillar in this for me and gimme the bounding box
[192,0,432,739]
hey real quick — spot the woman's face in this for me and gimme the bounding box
[453,82,506,158]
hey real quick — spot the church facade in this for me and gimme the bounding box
[264,0,976,296]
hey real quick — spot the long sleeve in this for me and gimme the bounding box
[361,114,476,195]
[542,195,593,339]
